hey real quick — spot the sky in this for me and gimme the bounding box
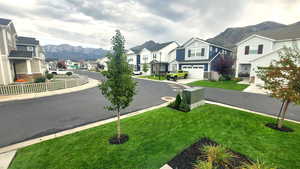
[0,0,300,49]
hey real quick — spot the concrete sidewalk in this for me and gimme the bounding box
[0,78,100,103]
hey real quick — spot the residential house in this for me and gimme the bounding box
[127,41,179,75]
[96,57,109,70]
[0,18,45,85]
[235,22,300,85]
[170,37,232,79]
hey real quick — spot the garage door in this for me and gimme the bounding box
[182,65,204,79]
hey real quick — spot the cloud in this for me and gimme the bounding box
[0,0,299,49]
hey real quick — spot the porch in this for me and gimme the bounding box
[150,60,169,76]
[9,51,43,82]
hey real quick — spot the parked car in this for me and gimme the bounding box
[133,71,142,75]
[166,70,188,81]
[49,69,73,75]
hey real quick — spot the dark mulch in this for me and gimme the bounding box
[265,123,294,132]
[168,138,252,169]
[109,134,129,144]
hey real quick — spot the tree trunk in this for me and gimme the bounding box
[276,101,285,124]
[277,100,290,129]
[117,108,121,141]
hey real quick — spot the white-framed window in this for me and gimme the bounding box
[188,48,206,58]
[209,46,212,51]
[27,46,34,51]
[215,48,218,52]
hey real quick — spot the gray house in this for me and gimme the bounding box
[0,18,45,85]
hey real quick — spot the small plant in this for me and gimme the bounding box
[202,145,234,168]
[34,76,46,83]
[194,160,215,169]
[142,63,149,73]
[66,72,72,76]
[46,73,54,80]
[233,77,242,82]
[219,75,232,81]
[179,94,190,112]
[241,160,277,169]
[174,94,182,109]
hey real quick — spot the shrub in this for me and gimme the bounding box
[233,77,242,82]
[241,160,277,169]
[34,76,46,83]
[46,73,54,80]
[66,72,72,76]
[174,94,181,108]
[179,96,190,112]
[202,145,234,167]
[219,75,232,81]
[193,160,214,169]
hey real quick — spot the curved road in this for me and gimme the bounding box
[0,71,178,147]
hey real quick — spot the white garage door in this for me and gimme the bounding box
[182,65,204,79]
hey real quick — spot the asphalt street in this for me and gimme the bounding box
[0,71,177,147]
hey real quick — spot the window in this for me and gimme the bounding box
[244,46,250,55]
[188,49,191,57]
[27,46,34,51]
[153,53,156,60]
[215,48,218,52]
[201,48,205,56]
[209,46,212,51]
[258,44,263,54]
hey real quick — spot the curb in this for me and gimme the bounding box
[133,76,191,89]
[0,101,171,154]
[0,78,100,103]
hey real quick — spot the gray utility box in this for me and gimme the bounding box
[182,87,205,110]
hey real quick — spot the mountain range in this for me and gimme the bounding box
[43,44,109,61]
[43,21,295,61]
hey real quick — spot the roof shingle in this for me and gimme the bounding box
[16,36,40,45]
[0,18,11,25]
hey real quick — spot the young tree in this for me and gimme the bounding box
[142,63,149,73]
[257,46,300,129]
[100,30,137,143]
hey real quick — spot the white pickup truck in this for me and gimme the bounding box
[49,69,73,75]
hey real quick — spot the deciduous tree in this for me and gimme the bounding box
[257,46,300,129]
[99,30,137,143]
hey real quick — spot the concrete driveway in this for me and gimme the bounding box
[0,71,177,147]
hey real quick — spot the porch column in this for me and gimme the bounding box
[26,60,32,74]
[235,62,239,78]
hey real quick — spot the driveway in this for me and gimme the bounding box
[0,71,177,147]
[205,87,300,122]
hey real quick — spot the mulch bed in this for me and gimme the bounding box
[168,138,252,169]
[109,134,129,144]
[265,123,294,132]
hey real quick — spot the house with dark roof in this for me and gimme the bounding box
[0,18,45,85]
[126,41,179,75]
[169,37,232,79]
[235,22,300,85]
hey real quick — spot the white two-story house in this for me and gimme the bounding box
[235,22,300,85]
[127,41,179,75]
[0,18,45,85]
[170,37,232,79]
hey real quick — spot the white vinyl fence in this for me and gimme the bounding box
[0,76,89,95]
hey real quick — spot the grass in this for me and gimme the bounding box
[139,75,166,80]
[9,104,300,169]
[188,80,249,91]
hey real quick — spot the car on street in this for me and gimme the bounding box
[49,69,73,75]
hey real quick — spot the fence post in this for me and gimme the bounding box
[64,79,67,89]
[21,84,24,94]
[45,82,48,91]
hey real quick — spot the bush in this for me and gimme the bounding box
[174,94,181,108]
[34,76,46,83]
[46,73,54,80]
[66,72,72,76]
[219,75,232,81]
[233,77,242,82]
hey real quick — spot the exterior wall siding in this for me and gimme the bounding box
[176,49,185,61]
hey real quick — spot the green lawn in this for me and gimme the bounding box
[139,75,166,80]
[9,104,300,169]
[188,80,249,91]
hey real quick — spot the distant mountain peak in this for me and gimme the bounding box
[207,21,287,48]
[43,44,108,61]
